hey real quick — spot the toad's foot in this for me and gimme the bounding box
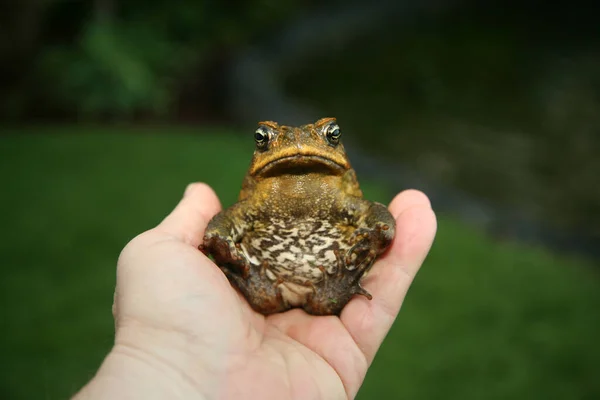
[302,247,376,316]
[222,261,290,315]
[201,235,250,278]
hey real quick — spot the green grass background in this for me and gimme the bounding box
[1,127,599,399]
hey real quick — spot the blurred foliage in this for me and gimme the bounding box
[2,0,304,119]
[0,128,598,399]
[39,21,183,117]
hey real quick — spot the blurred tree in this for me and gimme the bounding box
[0,0,52,118]
[0,0,306,121]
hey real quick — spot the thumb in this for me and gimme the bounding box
[157,182,222,247]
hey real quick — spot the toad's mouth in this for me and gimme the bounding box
[254,154,347,177]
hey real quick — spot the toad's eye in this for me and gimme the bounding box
[254,127,270,149]
[325,123,341,146]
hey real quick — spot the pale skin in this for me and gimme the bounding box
[73,183,437,400]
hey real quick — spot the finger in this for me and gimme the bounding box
[387,189,436,277]
[157,182,222,247]
[341,189,437,364]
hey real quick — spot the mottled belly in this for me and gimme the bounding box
[239,218,355,285]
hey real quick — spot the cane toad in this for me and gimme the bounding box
[202,118,395,315]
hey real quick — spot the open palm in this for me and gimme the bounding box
[76,183,436,400]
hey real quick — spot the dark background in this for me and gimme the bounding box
[1,0,599,399]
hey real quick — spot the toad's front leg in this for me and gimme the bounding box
[201,202,253,277]
[347,200,395,265]
[342,201,396,298]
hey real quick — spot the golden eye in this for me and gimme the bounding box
[325,124,341,146]
[254,127,270,149]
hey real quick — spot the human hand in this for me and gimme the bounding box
[74,183,436,400]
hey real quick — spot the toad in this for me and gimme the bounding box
[201,118,395,315]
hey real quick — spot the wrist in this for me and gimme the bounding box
[73,325,213,400]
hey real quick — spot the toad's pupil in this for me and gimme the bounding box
[255,131,266,142]
[327,127,341,143]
